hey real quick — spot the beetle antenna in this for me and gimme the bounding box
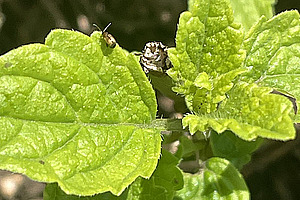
[102,22,112,32]
[92,23,101,31]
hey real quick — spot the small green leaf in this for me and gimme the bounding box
[210,131,263,169]
[179,135,199,157]
[126,149,183,200]
[230,0,275,31]
[168,0,246,114]
[183,82,296,141]
[0,29,161,196]
[241,10,300,120]
[174,157,249,200]
[190,68,247,114]
[169,0,245,79]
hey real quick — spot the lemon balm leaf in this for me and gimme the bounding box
[190,68,247,114]
[183,82,296,141]
[44,150,183,200]
[174,157,250,200]
[0,29,161,196]
[168,0,245,80]
[230,0,275,31]
[45,29,157,123]
[44,183,129,200]
[168,0,297,141]
[241,10,300,121]
[168,0,246,114]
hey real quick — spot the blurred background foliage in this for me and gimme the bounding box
[1,0,297,54]
[0,0,187,54]
[0,0,299,200]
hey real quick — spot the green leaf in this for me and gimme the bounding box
[168,0,245,79]
[43,139,186,200]
[190,69,247,114]
[183,82,296,141]
[126,149,183,200]
[44,183,128,200]
[174,157,249,200]
[230,0,275,31]
[168,0,246,114]
[210,131,263,169]
[179,135,199,157]
[0,29,161,196]
[241,10,300,120]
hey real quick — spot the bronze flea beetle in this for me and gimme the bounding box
[93,22,116,48]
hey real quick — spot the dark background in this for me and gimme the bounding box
[1,0,299,55]
[0,0,187,54]
[0,0,299,200]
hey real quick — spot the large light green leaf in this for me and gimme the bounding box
[183,82,296,141]
[174,157,249,200]
[44,183,128,200]
[0,29,161,196]
[230,0,275,31]
[241,10,300,121]
[168,0,246,114]
[44,149,183,200]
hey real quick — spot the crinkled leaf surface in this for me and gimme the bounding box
[241,10,300,121]
[210,131,263,169]
[168,0,246,114]
[230,0,275,31]
[190,69,246,114]
[0,29,161,196]
[169,0,297,140]
[44,183,128,200]
[126,149,183,200]
[183,82,296,141]
[44,149,184,200]
[174,157,249,200]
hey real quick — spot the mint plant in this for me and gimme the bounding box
[0,0,299,199]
